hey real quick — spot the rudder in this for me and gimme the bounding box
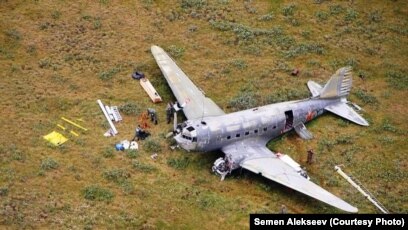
[319,67,353,99]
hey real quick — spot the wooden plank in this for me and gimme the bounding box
[139,78,162,103]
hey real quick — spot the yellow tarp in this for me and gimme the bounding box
[43,131,68,146]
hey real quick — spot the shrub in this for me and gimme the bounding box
[380,119,397,133]
[386,70,407,90]
[0,187,8,196]
[82,185,114,202]
[99,66,121,81]
[354,89,378,105]
[230,59,247,69]
[132,160,156,173]
[315,11,329,21]
[344,9,358,22]
[282,4,296,17]
[103,169,130,184]
[101,148,114,158]
[5,29,21,40]
[167,157,190,170]
[51,11,61,19]
[119,102,140,115]
[336,135,353,144]
[40,158,59,171]
[329,5,343,15]
[126,150,138,159]
[167,45,185,59]
[258,13,274,21]
[93,18,102,30]
[143,139,162,152]
[181,0,207,9]
[228,91,257,110]
[368,10,382,23]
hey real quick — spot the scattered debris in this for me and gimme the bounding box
[131,71,145,80]
[279,205,288,214]
[104,129,115,137]
[307,149,314,164]
[105,105,122,122]
[44,117,87,146]
[70,130,79,137]
[116,140,138,151]
[115,143,125,151]
[97,99,118,136]
[130,141,138,150]
[43,131,68,146]
[61,117,88,131]
[151,153,158,160]
[291,68,300,76]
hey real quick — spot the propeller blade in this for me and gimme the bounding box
[173,112,177,131]
[165,132,174,138]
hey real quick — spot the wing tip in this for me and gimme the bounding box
[343,205,358,213]
[151,45,162,52]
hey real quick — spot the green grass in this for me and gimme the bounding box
[0,0,407,228]
[82,185,114,202]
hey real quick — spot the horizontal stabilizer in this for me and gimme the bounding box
[294,122,313,140]
[325,102,369,126]
[307,81,322,97]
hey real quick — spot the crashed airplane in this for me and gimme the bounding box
[151,45,369,213]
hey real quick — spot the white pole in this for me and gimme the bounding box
[97,99,118,135]
[334,166,389,214]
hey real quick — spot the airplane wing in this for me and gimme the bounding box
[221,143,358,213]
[151,45,225,120]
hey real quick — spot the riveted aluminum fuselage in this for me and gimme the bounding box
[176,97,340,152]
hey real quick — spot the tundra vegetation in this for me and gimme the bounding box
[0,0,407,229]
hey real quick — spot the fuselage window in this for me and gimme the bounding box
[273,126,276,129]
[245,131,249,136]
[236,134,240,138]
[263,127,267,132]
[254,129,258,134]
[227,136,231,139]
[192,137,197,142]
[182,135,192,140]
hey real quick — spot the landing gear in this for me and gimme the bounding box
[212,157,231,181]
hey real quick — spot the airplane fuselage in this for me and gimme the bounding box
[175,97,341,153]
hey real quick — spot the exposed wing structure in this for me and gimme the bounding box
[151,46,225,120]
[222,143,358,213]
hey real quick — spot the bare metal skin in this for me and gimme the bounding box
[152,45,368,213]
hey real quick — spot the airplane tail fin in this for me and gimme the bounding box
[308,67,369,126]
[319,66,353,99]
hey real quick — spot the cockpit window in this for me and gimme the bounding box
[182,135,192,140]
[186,126,195,132]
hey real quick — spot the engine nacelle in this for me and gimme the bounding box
[212,157,230,181]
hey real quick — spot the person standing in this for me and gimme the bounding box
[166,102,174,124]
